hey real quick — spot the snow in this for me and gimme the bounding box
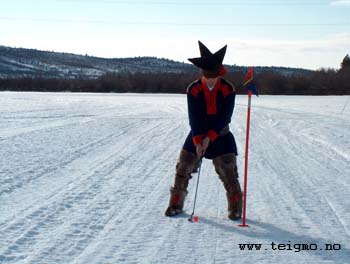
[0,92,349,264]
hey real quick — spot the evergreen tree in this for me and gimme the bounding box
[341,54,350,69]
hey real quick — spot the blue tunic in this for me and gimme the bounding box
[182,77,238,159]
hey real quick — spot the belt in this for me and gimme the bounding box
[218,126,230,136]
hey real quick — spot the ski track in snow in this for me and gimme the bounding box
[0,92,349,264]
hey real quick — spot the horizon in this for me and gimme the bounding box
[1,44,319,71]
[1,0,350,70]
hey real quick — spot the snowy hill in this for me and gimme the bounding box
[0,46,311,79]
[0,92,349,264]
[0,46,193,79]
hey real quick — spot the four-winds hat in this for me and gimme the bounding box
[188,41,227,78]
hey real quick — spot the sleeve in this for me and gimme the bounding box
[223,92,235,125]
[187,87,206,145]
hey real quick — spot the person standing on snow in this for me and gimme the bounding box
[165,41,242,220]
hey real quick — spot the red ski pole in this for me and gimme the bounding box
[239,89,252,228]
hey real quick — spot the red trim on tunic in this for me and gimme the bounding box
[189,85,201,97]
[201,77,221,115]
[220,85,231,98]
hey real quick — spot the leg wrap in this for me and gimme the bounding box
[213,154,242,220]
[168,187,188,210]
[173,149,200,191]
[166,149,199,214]
[213,154,241,194]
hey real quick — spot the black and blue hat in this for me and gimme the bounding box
[188,41,227,78]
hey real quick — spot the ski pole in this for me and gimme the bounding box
[188,158,203,222]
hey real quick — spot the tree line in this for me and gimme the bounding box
[1,55,349,95]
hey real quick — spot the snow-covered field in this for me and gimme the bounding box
[0,92,349,264]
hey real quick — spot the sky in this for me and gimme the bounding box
[1,0,350,70]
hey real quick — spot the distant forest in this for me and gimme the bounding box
[1,55,349,95]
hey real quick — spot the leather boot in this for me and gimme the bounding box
[165,149,199,217]
[165,187,188,216]
[213,153,242,220]
[226,191,243,220]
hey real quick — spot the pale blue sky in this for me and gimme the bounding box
[1,0,349,69]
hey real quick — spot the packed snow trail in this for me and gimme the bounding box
[0,92,349,264]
